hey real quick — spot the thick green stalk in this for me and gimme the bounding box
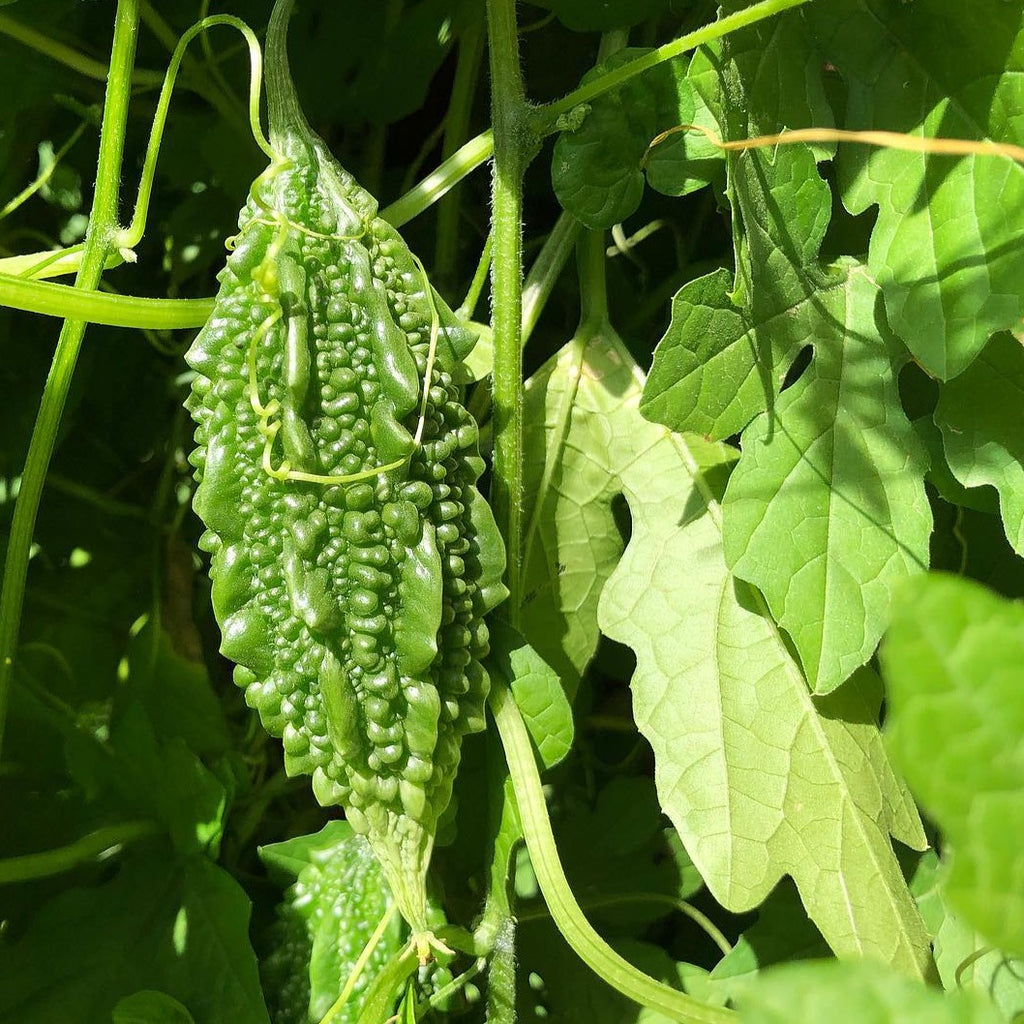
[490,680,736,1024]
[486,0,529,624]
[0,0,141,763]
[533,0,814,131]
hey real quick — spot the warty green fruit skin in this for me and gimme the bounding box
[185,123,506,931]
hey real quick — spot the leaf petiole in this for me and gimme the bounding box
[489,678,737,1024]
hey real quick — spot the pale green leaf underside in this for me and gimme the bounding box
[737,960,1002,1024]
[936,332,1024,556]
[812,0,1024,380]
[521,330,651,698]
[595,336,930,976]
[722,264,931,693]
[882,574,1024,957]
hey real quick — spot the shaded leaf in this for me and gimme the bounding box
[529,0,677,33]
[705,881,831,1005]
[551,49,687,229]
[881,574,1024,956]
[0,850,269,1024]
[722,263,932,692]
[112,991,196,1024]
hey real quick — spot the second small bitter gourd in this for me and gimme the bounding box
[185,0,506,935]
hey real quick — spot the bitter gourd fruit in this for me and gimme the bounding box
[185,0,506,934]
[263,832,403,1024]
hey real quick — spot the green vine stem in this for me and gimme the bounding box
[0,0,142,764]
[532,0,814,131]
[484,917,517,1024]
[490,679,737,1024]
[0,821,158,884]
[380,131,495,228]
[138,0,251,142]
[118,13,274,252]
[435,12,486,289]
[0,273,213,327]
[486,0,529,625]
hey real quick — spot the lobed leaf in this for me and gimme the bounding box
[737,960,1002,1024]
[810,0,1024,379]
[594,331,932,976]
[911,851,1024,1020]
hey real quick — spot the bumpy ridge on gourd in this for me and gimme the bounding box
[185,0,506,932]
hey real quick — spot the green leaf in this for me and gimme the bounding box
[911,414,999,516]
[912,851,1024,1020]
[721,263,932,693]
[518,919,685,1024]
[0,850,269,1024]
[258,820,355,886]
[881,574,1024,956]
[642,266,812,441]
[121,623,232,756]
[520,331,636,696]
[112,991,196,1024]
[551,50,689,230]
[935,332,1024,555]
[595,339,931,975]
[531,775,703,932]
[487,621,574,769]
[810,0,1024,379]
[737,960,1002,1024]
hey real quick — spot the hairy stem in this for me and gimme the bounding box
[485,918,517,1024]
[0,0,141,763]
[486,0,529,625]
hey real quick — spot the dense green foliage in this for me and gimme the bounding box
[1,1,1023,1023]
